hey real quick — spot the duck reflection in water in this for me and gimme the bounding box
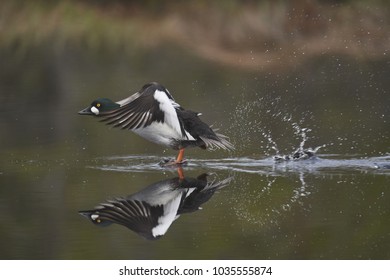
[79,168,232,240]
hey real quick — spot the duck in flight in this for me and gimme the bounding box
[79,82,234,164]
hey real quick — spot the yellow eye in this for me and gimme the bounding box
[96,103,101,108]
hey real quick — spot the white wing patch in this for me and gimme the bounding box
[153,89,183,137]
[152,193,183,237]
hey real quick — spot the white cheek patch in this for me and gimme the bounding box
[91,106,100,115]
[91,214,99,220]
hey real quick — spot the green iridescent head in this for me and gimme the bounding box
[79,98,120,116]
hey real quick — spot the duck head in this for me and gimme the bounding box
[78,98,120,116]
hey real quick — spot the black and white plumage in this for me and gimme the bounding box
[79,82,234,163]
[79,173,232,240]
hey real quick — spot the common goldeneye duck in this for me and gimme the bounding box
[79,172,232,240]
[79,82,234,164]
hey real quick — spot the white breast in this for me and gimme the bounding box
[133,122,182,147]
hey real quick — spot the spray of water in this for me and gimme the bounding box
[230,92,327,160]
[270,121,326,162]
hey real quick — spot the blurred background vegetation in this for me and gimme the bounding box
[1,0,389,68]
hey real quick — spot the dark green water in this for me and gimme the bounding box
[1,45,389,259]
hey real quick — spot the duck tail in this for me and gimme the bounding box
[199,133,235,151]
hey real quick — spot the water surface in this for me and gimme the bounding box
[1,44,389,259]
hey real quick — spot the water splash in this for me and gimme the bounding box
[229,92,323,159]
[261,130,280,155]
[232,171,313,228]
[269,121,326,162]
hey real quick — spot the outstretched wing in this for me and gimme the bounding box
[99,84,184,137]
[79,198,164,240]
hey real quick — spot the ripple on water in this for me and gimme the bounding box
[88,154,390,175]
